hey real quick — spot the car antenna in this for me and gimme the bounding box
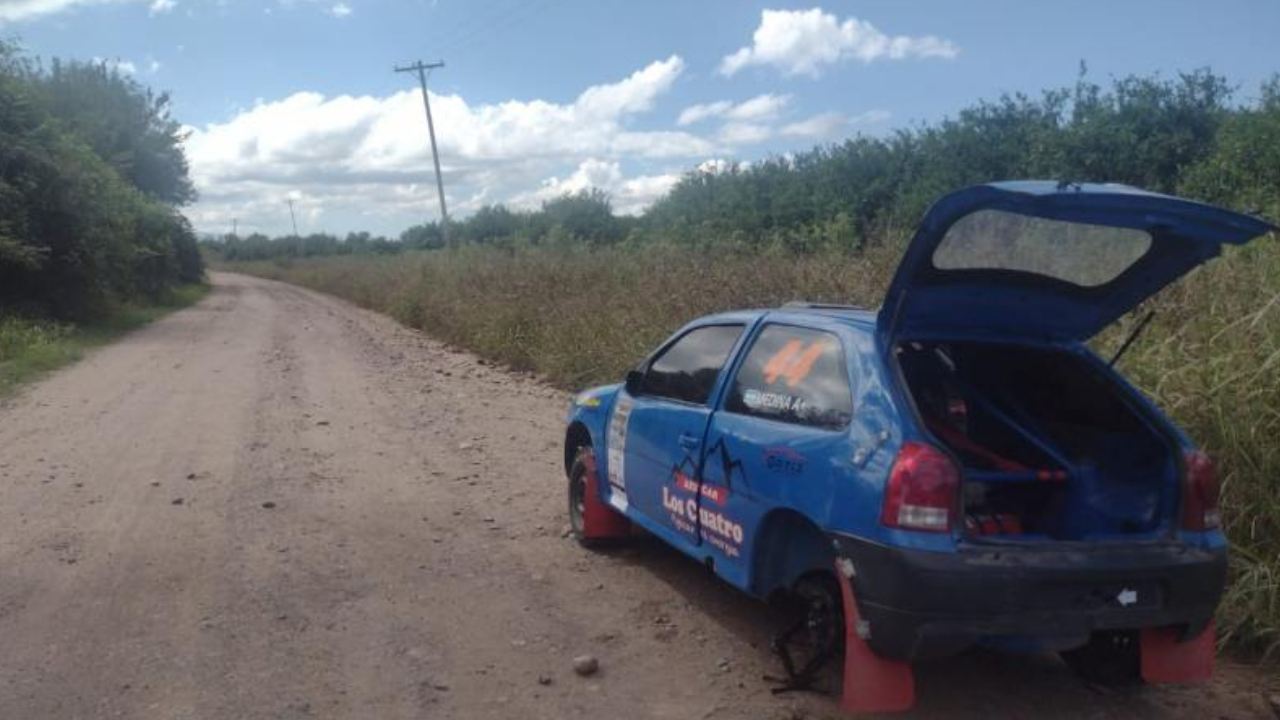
[1109,310,1157,367]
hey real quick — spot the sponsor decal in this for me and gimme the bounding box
[742,388,809,415]
[661,484,744,558]
[762,338,829,388]
[706,436,748,491]
[672,470,729,506]
[575,392,603,408]
[606,395,633,496]
[763,446,806,475]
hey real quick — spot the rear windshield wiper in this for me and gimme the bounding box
[1109,310,1156,367]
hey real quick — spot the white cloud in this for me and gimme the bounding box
[780,111,847,139]
[716,122,772,146]
[328,2,350,17]
[0,0,132,23]
[678,93,790,126]
[719,8,959,78]
[147,57,162,73]
[185,56,716,233]
[510,159,679,216]
[677,101,732,126]
[148,0,174,14]
[780,108,891,139]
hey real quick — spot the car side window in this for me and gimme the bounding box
[725,325,852,430]
[640,324,744,405]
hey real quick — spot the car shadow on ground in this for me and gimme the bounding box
[595,532,1248,720]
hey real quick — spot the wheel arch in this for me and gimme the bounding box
[748,508,836,600]
[564,421,594,476]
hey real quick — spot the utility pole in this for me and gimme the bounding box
[394,60,450,246]
[286,199,299,237]
[232,217,238,238]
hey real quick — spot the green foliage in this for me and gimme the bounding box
[35,58,196,205]
[0,41,203,320]
[0,283,208,396]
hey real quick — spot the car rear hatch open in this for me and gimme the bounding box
[880,182,1275,542]
[879,181,1276,343]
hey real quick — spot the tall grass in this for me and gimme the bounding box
[226,239,1280,658]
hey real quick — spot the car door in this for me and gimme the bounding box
[617,323,745,549]
[700,322,856,589]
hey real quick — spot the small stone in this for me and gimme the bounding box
[571,655,598,677]
[431,682,449,692]
[262,501,277,509]
[716,657,731,672]
[149,481,160,487]
[186,472,197,480]
[537,674,552,686]
[171,497,184,505]
[316,420,330,426]
[458,442,473,451]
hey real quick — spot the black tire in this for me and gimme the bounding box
[1060,630,1142,686]
[567,447,603,549]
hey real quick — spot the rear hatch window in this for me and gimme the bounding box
[933,210,1153,288]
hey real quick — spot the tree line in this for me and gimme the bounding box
[212,67,1280,262]
[0,42,202,320]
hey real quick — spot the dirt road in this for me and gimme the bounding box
[0,272,1273,720]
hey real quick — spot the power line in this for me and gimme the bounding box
[436,0,557,56]
[394,60,451,247]
[286,198,299,237]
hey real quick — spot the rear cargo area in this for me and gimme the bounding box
[896,341,1177,541]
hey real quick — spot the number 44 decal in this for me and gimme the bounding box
[763,339,828,387]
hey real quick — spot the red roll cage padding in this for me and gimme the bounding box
[580,450,631,540]
[924,414,1028,473]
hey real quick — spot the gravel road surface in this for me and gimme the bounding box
[0,272,1274,719]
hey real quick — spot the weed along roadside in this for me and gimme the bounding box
[0,284,210,398]
[221,228,1280,665]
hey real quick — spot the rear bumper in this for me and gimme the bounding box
[831,534,1227,661]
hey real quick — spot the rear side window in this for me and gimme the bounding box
[726,325,852,430]
[641,324,744,405]
[933,209,1153,287]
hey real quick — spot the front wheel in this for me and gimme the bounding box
[567,447,601,549]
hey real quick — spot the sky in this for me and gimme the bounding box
[2,0,1278,237]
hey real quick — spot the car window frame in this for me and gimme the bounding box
[718,321,855,432]
[635,322,748,408]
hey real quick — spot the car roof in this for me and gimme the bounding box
[693,304,878,332]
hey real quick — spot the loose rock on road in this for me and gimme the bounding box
[0,273,1273,719]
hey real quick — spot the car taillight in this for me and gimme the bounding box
[881,442,959,533]
[1182,450,1221,531]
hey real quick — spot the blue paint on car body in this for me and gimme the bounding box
[564,182,1273,661]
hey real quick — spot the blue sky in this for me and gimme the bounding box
[4,0,1278,236]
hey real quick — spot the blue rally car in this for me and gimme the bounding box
[562,182,1275,713]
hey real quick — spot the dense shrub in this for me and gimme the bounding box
[0,42,202,320]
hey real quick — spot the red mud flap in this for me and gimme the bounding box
[581,452,630,540]
[1140,622,1215,684]
[834,559,915,714]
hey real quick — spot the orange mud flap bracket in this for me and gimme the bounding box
[581,452,631,540]
[1140,621,1215,684]
[834,558,915,714]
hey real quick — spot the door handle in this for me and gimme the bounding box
[678,433,701,450]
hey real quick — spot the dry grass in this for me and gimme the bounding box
[225,238,1280,658]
